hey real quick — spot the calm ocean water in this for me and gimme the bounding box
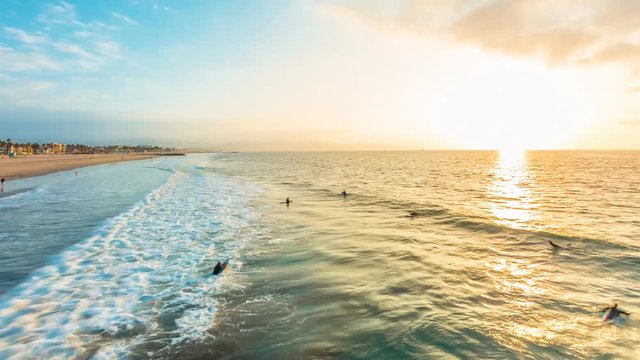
[0,151,638,359]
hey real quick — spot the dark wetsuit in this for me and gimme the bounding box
[601,305,630,321]
[212,261,223,275]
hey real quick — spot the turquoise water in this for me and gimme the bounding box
[0,151,638,359]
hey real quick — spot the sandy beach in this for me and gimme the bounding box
[0,153,164,180]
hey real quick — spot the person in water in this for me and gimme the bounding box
[549,240,571,249]
[549,240,562,249]
[600,303,630,322]
[0,177,4,192]
[212,260,226,275]
[341,190,347,197]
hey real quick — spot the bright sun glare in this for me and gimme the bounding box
[430,57,594,150]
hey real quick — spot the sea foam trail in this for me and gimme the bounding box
[0,171,261,359]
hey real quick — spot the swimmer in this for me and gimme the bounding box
[600,303,630,322]
[549,240,562,249]
[549,240,571,249]
[212,260,229,275]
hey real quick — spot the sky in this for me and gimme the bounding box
[0,0,639,150]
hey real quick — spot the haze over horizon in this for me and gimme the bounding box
[1,0,640,150]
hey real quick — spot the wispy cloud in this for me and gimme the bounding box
[112,12,137,25]
[0,45,61,71]
[53,41,93,58]
[38,1,118,31]
[152,3,169,11]
[3,27,48,45]
[0,1,124,75]
[96,41,121,58]
[318,0,640,68]
[38,0,77,26]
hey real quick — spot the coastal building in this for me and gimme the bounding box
[16,146,34,155]
[52,143,66,155]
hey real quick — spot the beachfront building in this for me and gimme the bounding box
[52,143,66,155]
[15,146,34,155]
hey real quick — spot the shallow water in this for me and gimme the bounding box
[0,151,638,359]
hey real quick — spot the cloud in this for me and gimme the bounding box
[53,41,93,58]
[112,12,137,25]
[0,45,61,71]
[318,0,640,68]
[38,1,118,31]
[3,27,48,45]
[0,2,124,75]
[95,41,121,58]
[38,0,77,26]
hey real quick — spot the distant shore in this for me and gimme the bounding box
[0,153,185,180]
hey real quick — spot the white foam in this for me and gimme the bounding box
[0,171,262,359]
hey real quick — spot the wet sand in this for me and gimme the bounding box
[0,153,164,180]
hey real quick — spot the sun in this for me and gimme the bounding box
[428,56,594,150]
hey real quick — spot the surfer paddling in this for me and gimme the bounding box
[549,240,562,249]
[212,260,229,275]
[600,303,630,322]
[548,240,571,250]
[280,197,292,206]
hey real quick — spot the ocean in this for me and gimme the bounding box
[0,151,638,359]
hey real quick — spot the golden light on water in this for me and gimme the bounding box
[488,149,540,231]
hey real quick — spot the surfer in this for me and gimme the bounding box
[212,260,229,275]
[280,197,292,206]
[341,190,347,197]
[549,240,571,249]
[0,177,4,192]
[549,240,562,249]
[600,303,630,322]
[408,210,418,217]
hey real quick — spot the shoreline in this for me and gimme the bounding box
[0,153,184,181]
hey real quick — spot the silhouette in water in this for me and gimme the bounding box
[212,260,229,275]
[549,240,562,249]
[408,210,418,217]
[0,177,4,192]
[341,190,347,198]
[280,197,292,206]
[549,240,570,249]
[600,303,630,322]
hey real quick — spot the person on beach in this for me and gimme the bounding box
[1,177,4,192]
[600,303,630,322]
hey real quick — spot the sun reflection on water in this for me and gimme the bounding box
[488,149,541,231]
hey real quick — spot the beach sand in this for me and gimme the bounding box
[0,153,163,180]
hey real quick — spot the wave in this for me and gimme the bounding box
[296,183,638,253]
[0,187,44,210]
[0,171,261,359]
[405,205,638,252]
